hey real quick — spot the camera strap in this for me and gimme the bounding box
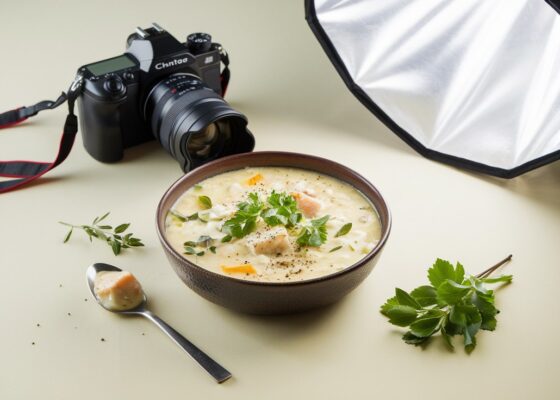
[217,45,230,96]
[0,76,83,194]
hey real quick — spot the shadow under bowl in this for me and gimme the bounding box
[156,151,391,315]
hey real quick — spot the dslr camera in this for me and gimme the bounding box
[76,23,254,171]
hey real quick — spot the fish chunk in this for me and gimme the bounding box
[292,192,321,218]
[248,226,291,255]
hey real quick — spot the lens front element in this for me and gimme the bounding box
[145,74,254,171]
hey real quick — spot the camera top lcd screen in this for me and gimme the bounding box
[86,55,136,76]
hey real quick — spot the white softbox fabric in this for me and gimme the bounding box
[306,0,560,177]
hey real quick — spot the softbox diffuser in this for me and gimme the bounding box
[306,0,560,178]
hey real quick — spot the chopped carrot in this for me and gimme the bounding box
[221,264,257,274]
[246,173,263,186]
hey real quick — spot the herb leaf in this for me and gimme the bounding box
[385,305,418,327]
[198,195,213,209]
[63,228,73,243]
[297,215,330,247]
[335,223,352,237]
[261,191,302,228]
[329,245,343,253]
[114,223,130,234]
[60,212,144,256]
[410,285,438,306]
[428,258,465,287]
[380,256,513,353]
[395,288,422,309]
[221,192,264,239]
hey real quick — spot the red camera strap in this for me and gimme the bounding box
[0,89,79,194]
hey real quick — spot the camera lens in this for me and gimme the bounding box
[188,122,220,157]
[144,74,254,171]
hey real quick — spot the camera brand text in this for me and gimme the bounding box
[154,57,190,70]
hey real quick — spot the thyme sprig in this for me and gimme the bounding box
[59,212,144,255]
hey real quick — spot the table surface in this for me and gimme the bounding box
[1,1,559,399]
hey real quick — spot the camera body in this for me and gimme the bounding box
[77,24,227,164]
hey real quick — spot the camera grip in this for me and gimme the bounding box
[78,92,125,163]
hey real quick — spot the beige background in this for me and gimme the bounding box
[1,1,559,399]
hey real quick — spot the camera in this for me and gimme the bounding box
[76,23,254,171]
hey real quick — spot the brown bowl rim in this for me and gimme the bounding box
[156,151,391,287]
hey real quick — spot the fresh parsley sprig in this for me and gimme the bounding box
[380,255,513,353]
[261,191,302,228]
[59,212,144,255]
[296,215,330,247]
[221,191,331,248]
[221,192,265,239]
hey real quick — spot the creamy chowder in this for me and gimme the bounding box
[165,167,381,282]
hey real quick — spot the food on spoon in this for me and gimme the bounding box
[94,271,144,311]
[164,167,381,282]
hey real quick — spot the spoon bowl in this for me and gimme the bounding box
[86,263,232,383]
[86,263,148,314]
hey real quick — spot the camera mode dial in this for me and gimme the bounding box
[103,74,126,96]
[186,33,212,54]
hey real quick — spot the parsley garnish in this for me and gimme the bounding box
[296,215,330,247]
[221,193,264,238]
[261,191,302,227]
[220,191,331,247]
[380,255,513,353]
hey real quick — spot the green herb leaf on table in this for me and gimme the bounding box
[410,285,438,306]
[59,212,144,255]
[335,223,352,237]
[380,256,513,353]
[296,215,330,247]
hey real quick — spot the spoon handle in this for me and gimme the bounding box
[140,310,232,383]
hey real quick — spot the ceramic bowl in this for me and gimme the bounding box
[156,151,391,314]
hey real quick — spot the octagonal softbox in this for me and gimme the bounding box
[306,0,560,178]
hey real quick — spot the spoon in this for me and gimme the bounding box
[86,263,232,383]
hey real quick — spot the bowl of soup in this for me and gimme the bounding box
[156,152,391,314]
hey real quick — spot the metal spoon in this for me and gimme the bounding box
[86,263,232,383]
